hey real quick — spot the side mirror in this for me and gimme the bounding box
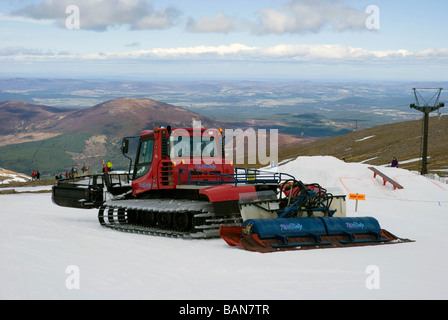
[121,138,129,154]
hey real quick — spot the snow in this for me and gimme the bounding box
[0,185,53,193]
[392,156,429,165]
[0,169,31,184]
[1,156,448,300]
[355,135,375,142]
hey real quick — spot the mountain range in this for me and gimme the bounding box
[0,98,224,144]
[0,98,446,178]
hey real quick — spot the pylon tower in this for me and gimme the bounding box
[410,88,444,175]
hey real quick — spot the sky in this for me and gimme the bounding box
[0,0,447,81]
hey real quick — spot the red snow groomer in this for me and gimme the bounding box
[52,125,412,251]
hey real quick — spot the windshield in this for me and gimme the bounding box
[134,138,154,179]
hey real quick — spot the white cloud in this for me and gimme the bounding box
[252,0,367,35]
[71,44,448,68]
[0,46,56,56]
[257,44,414,61]
[0,12,53,25]
[11,0,181,31]
[1,43,447,64]
[182,0,371,35]
[186,12,240,33]
[125,42,142,48]
[8,0,374,35]
[131,7,181,30]
[94,43,257,59]
[7,0,371,35]
[415,48,448,58]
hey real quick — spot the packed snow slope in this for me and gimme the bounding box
[0,168,30,184]
[1,156,447,300]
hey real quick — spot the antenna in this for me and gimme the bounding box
[410,88,444,175]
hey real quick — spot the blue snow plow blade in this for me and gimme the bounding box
[243,217,328,247]
[241,216,390,249]
[323,217,385,243]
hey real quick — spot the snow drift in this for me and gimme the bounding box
[1,156,447,300]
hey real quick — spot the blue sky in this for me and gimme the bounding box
[0,0,447,81]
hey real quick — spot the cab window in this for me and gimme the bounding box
[134,138,154,179]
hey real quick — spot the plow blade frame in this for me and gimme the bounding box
[220,217,413,253]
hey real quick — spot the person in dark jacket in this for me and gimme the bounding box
[391,157,399,168]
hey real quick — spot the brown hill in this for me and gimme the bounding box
[0,98,227,146]
[0,100,72,134]
[0,100,74,146]
[278,114,448,176]
[52,98,226,136]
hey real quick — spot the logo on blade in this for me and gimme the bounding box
[346,222,365,229]
[280,223,303,231]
